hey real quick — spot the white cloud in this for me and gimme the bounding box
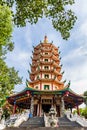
[72,0,87,18]
[80,20,87,37]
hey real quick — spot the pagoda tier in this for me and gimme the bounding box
[29,36,65,91]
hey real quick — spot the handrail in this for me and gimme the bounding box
[65,111,87,127]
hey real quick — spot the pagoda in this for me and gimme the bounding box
[7,36,84,117]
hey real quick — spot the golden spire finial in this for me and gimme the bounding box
[44,35,48,43]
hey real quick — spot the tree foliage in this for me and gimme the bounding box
[0,5,22,107]
[81,108,87,119]
[1,101,24,119]
[1,0,77,40]
[0,5,13,46]
[0,59,22,107]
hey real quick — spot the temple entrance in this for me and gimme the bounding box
[56,105,60,117]
[42,104,51,113]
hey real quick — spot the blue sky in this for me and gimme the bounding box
[6,0,87,95]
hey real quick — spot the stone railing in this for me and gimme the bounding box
[65,111,87,127]
[14,111,29,127]
[0,118,6,130]
[44,113,50,127]
[5,110,29,127]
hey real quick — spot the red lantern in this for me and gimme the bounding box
[27,91,30,96]
[64,91,69,97]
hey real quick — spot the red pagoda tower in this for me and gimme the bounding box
[29,36,64,91]
[7,36,84,117]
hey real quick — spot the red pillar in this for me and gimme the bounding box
[40,82,42,90]
[52,83,53,90]
[77,105,80,115]
[13,101,16,114]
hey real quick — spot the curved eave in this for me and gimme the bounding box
[64,93,84,108]
[7,86,68,100]
[26,85,69,94]
[29,79,64,85]
[7,86,84,108]
[7,86,83,99]
[67,87,84,98]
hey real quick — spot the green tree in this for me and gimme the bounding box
[83,91,87,107]
[73,108,87,119]
[81,108,87,119]
[0,59,22,107]
[0,5,22,107]
[0,5,13,46]
[1,0,77,40]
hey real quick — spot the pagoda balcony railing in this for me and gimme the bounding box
[40,47,52,52]
[40,69,52,72]
[41,54,52,58]
[31,61,53,67]
[30,69,54,75]
[29,78,64,85]
[40,61,53,65]
[30,68,62,75]
[31,61,60,67]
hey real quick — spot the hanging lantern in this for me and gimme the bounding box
[64,91,69,97]
[27,91,30,96]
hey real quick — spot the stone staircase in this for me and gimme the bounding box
[4,116,87,130]
[20,117,45,128]
[58,116,81,127]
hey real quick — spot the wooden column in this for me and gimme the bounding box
[37,103,39,116]
[77,105,80,115]
[13,101,16,114]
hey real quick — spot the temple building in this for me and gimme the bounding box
[7,36,84,117]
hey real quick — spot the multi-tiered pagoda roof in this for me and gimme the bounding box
[7,36,84,116]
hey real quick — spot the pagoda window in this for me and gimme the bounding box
[37,75,39,79]
[55,86,57,90]
[44,74,49,79]
[35,86,38,89]
[45,52,48,55]
[44,85,49,90]
[44,59,48,62]
[44,66,49,70]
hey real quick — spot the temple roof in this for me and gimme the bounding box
[7,85,83,99]
[6,85,84,109]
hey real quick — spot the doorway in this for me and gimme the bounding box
[42,104,51,113]
[56,105,60,117]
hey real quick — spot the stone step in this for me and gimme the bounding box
[4,116,86,130]
[58,117,81,127]
[20,117,45,128]
[4,126,86,130]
